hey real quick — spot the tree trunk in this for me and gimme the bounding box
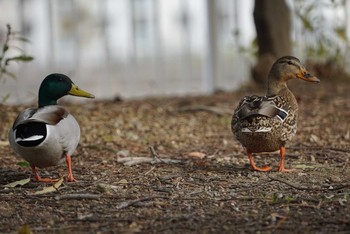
[252,0,292,84]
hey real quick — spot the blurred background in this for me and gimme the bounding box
[0,0,349,104]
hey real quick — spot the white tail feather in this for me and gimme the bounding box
[16,135,44,142]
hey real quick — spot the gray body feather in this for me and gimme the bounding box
[9,106,80,168]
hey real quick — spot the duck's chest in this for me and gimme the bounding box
[18,138,67,168]
[233,108,298,152]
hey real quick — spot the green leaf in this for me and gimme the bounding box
[284,195,295,203]
[17,161,30,168]
[316,42,327,57]
[2,44,9,53]
[1,93,10,102]
[271,193,278,204]
[6,55,34,63]
[301,16,313,31]
[3,70,17,79]
[14,36,31,43]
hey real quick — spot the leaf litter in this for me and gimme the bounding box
[0,78,349,233]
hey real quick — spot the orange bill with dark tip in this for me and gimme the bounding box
[296,71,320,83]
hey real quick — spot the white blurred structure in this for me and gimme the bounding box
[1,0,349,104]
[0,0,255,104]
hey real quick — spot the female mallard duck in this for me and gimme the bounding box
[9,73,94,182]
[231,56,319,172]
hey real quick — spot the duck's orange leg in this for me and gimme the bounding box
[30,165,59,183]
[66,154,77,182]
[247,148,272,172]
[277,146,294,172]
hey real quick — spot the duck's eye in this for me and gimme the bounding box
[287,61,293,65]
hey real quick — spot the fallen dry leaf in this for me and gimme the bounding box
[310,134,320,144]
[33,177,64,195]
[188,152,206,159]
[17,224,33,234]
[96,183,124,193]
[117,178,128,184]
[294,164,315,169]
[0,140,9,147]
[4,177,31,188]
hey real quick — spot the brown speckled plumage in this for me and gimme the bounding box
[231,56,319,172]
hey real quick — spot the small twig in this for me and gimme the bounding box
[149,146,165,163]
[289,146,350,153]
[149,146,160,157]
[268,175,317,191]
[55,194,100,200]
[268,175,350,192]
[216,197,257,202]
[144,166,156,175]
[281,201,322,209]
[116,195,167,209]
[117,157,182,166]
[329,184,350,191]
[159,174,182,182]
[207,149,221,159]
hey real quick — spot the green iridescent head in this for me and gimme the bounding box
[38,73,95,107]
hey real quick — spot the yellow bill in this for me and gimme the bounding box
[68,84,95,98]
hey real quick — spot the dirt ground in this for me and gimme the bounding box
[0,75,349,233]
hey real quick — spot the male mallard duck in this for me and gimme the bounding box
[231,56,319,172]
[9,73,95,182]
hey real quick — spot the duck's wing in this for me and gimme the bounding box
[12,108,38,129]
[30,106,69,125]
[234,95,289,121]
[13,106,69,129]
[11,106,72,150]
